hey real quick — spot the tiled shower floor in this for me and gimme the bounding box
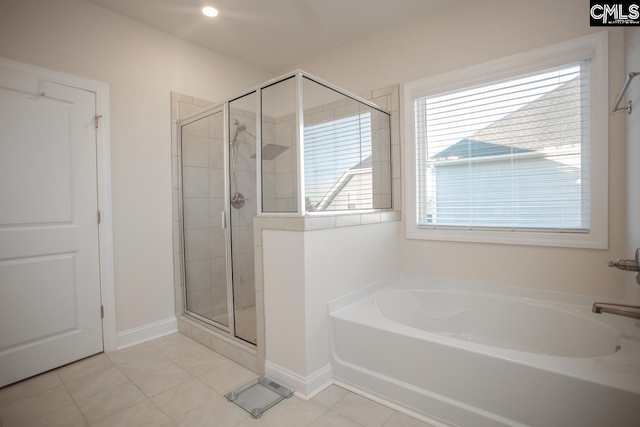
[0,333,436,427]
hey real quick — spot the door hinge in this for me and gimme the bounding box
[95,115,103,129]
[101,305,104,319]
[97,211,101,224]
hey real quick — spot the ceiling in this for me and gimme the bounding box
[85,0,448,73]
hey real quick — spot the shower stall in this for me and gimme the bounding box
[178,71,391,347]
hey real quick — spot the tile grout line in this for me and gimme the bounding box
[56,369,90,427]
[105,342,191,422]
[75,349,165,425]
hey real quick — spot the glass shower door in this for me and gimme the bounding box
[181,109,231,328]
[229,92,257,345]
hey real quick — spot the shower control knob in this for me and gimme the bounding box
[608,259,640,271]
[607,249,640,272]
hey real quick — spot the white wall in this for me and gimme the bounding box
[624,28,640,313]
[263,222,401,394]
[293,0,629,298]
[0,0,272,333]
[304,222,400,374]
[262,230,307,374]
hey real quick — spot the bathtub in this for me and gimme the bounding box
[328,274,640,427]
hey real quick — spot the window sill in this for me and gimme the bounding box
[406,225,607,249]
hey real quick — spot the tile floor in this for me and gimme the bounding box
[0,333,436,427]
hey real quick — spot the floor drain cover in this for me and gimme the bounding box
[225,376,294,418]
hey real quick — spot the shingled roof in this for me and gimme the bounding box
[432,139,533,159]
[431,76,583,160]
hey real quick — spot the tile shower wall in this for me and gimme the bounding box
[262,113,298,212]
[182,111,230,323]
[360,85,400,212]
[171,93,214,318]
[261,115,277,211]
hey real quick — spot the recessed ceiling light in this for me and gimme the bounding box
[202,6,218,17]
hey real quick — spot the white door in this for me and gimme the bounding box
[0,66,103,387]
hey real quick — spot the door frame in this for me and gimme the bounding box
[0,58,117,352]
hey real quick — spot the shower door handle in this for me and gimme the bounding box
[221,211,227,229]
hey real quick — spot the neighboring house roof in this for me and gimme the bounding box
[431,76,582,159]
[349,155,372,169]
[432,139,532,159]
[314,155,372,211]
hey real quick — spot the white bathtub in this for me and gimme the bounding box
[329,274,640,427]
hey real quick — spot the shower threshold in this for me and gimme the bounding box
[225,376,294,418]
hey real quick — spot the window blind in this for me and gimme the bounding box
[414,62,590,231]
[304,113,372,211]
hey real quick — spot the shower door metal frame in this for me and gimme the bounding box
[178,103,236,337]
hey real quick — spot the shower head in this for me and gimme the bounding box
[233,119,247,134]
[250,143,290,160]
[232,121,246,145]
[231,120,255,145]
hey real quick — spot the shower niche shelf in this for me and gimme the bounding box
[225,376,294,418]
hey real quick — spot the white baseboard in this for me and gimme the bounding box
[333,379,455,427]
[115,317,178,350]
[265,361,333,400]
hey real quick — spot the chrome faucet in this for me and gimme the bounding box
[608,257,639,272]
[607,248,640,285]
[592,249,640,320]
[592,302,640,320]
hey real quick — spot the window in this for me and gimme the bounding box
[404,33,608,248]
[417,63,589,230]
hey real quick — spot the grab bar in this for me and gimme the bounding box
[612,71,638,115]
